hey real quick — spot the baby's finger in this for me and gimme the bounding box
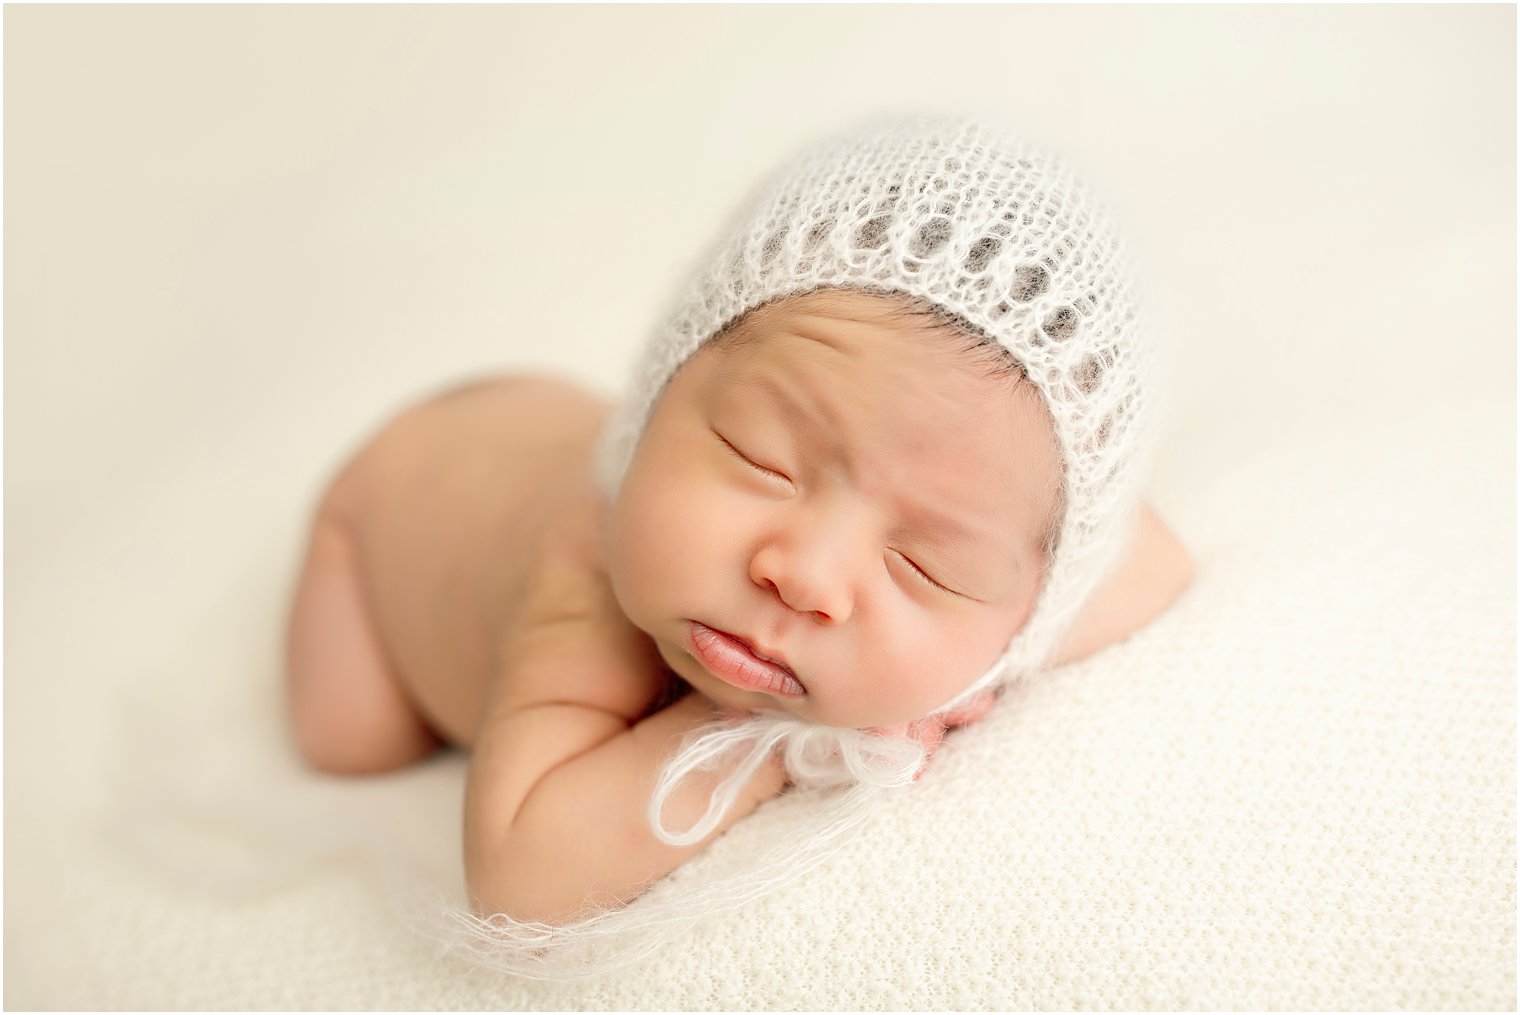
[911,719,946,752]
[909,722,946,781]
[937,690,997,728]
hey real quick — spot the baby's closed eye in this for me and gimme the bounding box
[887,548,961,597]
[713,429,793,486]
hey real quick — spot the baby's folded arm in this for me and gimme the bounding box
[464,689,787,926]
[461,474,792,925]
[1049,502,1195,668]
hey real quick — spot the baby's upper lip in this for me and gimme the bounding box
[717,626,800,681]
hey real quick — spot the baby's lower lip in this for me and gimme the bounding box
[688,622,806,697]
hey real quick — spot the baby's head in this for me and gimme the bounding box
[600,117,1151,732]
[607,286,1061,728]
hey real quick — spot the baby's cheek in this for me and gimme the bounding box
[604,497,667,629]
[871,620,1001,721]
[607,476,709,623]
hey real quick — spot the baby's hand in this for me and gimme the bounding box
[865,690,997,778]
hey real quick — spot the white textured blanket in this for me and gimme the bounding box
[6,5,1513,1009]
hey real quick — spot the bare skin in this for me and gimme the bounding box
[285,303,1195,924]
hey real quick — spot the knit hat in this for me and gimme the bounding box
[600,115,1154,699]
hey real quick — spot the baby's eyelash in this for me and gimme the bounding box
[714,431,790,482]
[892,549,959,597]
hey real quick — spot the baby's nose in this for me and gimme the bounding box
[749,537,857,624]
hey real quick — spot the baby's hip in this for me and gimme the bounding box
[323,373,614,743]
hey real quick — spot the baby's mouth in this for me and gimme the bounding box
[687,621,807,698]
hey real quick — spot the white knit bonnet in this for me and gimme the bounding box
[600,115,1153,703]
[454,117,1156,976]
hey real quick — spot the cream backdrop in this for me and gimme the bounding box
[5,5,1515,1009]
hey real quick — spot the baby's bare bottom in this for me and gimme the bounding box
[284,375,612,773]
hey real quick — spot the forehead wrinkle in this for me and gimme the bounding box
[747,367,840,444]
[784,312,906,355]
[715,326,850,454]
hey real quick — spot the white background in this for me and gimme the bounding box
[6,6,1514,1008]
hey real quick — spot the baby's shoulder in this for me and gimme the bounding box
[495,599,673,724]
[493,500,670,723]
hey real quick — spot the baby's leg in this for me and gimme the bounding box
[285,483,439,774]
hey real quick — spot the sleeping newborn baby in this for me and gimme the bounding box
[284,118,1193,943]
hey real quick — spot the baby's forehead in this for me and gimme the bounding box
[724,287,955,342]
[671,296,1062,537]
[714,288,1016,382]
[680,288,1041,430]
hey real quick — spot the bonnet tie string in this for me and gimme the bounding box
[648,710,927,847]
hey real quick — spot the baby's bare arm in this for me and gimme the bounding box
[462,490,786,925]
[466,694,786,925]
[1051,502,1194,668]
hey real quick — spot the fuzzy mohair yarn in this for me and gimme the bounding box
[454,116,1155,975]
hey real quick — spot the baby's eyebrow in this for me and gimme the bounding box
[899,503,1022,581]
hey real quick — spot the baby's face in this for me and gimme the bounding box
[606,290,1061,728]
